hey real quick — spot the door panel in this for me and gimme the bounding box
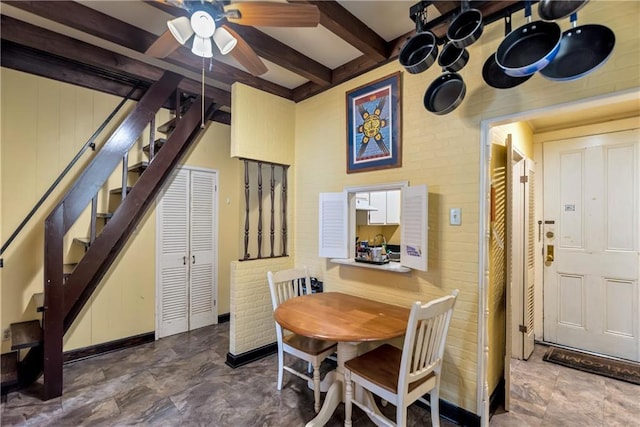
[158,169,189,338]
[543,129,639,361]
[189,170,216,330]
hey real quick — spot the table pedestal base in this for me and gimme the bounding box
[305,342,384,426]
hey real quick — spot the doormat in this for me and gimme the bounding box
[543,346,640,385]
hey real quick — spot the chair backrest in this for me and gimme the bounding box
[267,267,312,312]
[398,290,459,393]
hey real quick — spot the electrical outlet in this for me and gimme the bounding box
[2,327,10,341]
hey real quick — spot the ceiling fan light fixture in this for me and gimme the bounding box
[191,10,216,38]
[167,16,193,45]
[213,27,237,55]
[191,36,214,58]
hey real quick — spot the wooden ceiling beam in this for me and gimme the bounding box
[148,2,331,86]
[4,1,292,100]
[219,23,331,86]
[0,15,232,106]
[293,0,388,62]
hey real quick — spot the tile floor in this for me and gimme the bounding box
[1,322,638,426]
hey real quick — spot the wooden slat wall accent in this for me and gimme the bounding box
[243,160,250,259]
[270,164,276,258]
[240,161,289,260]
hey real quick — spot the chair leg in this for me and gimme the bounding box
[430,389,440,427]
[312,360,321,413]
[344,370,353,427]
[277,347,284,390]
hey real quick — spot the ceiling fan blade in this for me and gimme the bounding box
[223,2,320,27]
[223,25,268,76]
[145,30,182,58]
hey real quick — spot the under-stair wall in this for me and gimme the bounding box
[1,68,239,397]
[1,69,218,398]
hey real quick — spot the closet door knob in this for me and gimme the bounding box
[192,255,196,264]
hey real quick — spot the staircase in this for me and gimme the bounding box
[1,71,217,399]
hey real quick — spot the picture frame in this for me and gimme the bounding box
[346,71,401,174]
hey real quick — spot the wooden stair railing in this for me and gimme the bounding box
[42,70,214,400]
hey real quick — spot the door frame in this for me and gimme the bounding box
[476,88,639,424]
[155,165,219,340]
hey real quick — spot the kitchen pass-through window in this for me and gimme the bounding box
[318,182,428,272]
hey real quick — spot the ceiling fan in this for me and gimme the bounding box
[146,0,321,76]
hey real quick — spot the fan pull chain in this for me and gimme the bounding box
[201,55,205,129]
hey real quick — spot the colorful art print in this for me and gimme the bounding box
[346,72,401,173]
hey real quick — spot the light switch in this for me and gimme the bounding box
[450,208,461,226]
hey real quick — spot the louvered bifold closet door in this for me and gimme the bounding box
[189,170,216,330]
[158,169,190,338]
[523,158,536,359]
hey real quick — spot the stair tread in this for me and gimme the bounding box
[33,293,44,312]
[63,263,78,274]
[10,320,42,350]
[142,138,166,155]
[1,352,19,386]
[128,161,148,174]
[157,118,176,134]
[110,187,133,195]
[73,237,90,247]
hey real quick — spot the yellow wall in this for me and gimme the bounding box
[1,68,236,353]
[291,0,640,414]
[231,83,295,165]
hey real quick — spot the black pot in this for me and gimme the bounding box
[446,1,483,48]
[399,31,438,74]
[438,42,469,72]
[424,72,466,115]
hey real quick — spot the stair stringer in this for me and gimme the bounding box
[63,97,217,331]
[42,72,184,400]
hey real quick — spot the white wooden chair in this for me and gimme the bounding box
[344,290,459,427]
[267,267,337,413]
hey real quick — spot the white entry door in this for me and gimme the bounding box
[543,129,639,361]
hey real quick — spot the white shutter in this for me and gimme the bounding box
[523,158,535,358]
[158,169,189,338]
[400,185,428,271]
[189,170,217,330]
[318,192,348,258]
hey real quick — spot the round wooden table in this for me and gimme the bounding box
[275,292,410,426]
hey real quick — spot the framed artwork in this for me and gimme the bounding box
[346,71,401,173]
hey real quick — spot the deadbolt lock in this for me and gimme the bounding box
[546,231,554,239]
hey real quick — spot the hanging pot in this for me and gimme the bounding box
[438,42,469,72]
[399,31,438,74]
[483,15,533,89]
[424,72,466,115]
[446,0,483,48]
[539,13,615,81]
[495,0,562,77]
[538,0,589,21]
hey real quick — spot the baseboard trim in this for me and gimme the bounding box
[218,313,230,323]
[225,342,277,369]
[63,332,154,364]
[416,396,480,427]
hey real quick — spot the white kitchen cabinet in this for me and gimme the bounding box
[368,190,401,225]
